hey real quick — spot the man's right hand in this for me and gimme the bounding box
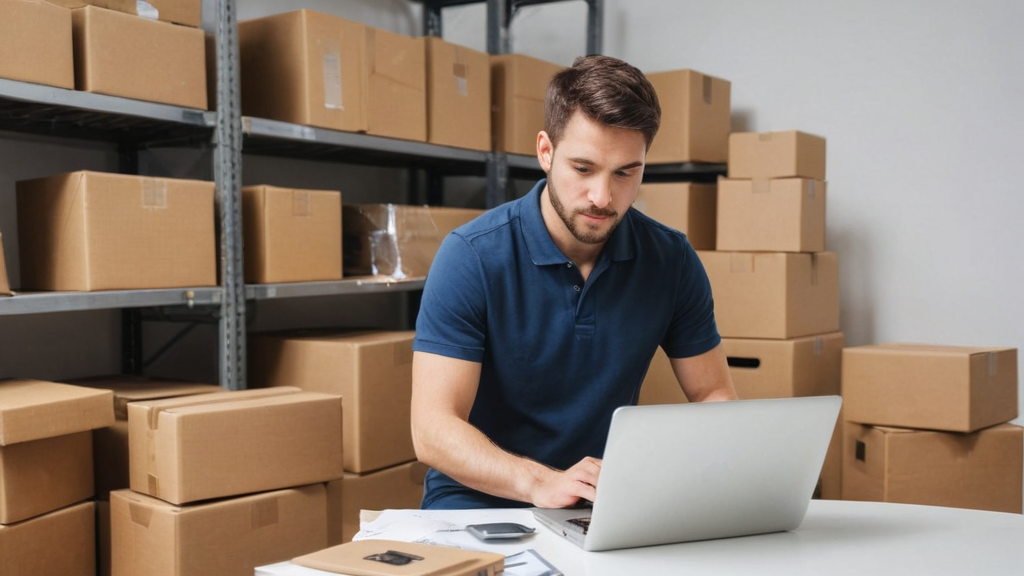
[530,456,602,508]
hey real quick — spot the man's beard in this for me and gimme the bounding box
[548,178,622,245]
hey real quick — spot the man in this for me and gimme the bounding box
[411,54,737,510]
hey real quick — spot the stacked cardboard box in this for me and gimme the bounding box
[250,330,428,543]
[645,69,731,165]
[0,0,75,89]
[490,53,563,156]
[841,344,1022,513]
[0,379,115,576]
[632,182,717,250]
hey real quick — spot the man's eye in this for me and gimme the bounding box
[574,166,590,174]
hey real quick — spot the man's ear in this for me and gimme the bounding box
[537,130,554,173]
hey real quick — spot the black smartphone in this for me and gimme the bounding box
[465,522,537,541]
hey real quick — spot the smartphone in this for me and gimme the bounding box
[465,522,536,541]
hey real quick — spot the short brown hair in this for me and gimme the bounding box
[544,55,661,149]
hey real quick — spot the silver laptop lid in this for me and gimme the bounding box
[583,396,841,551]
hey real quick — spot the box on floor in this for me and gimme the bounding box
[645,69,731,164]
[633,182,716,250]
[0,0,74,89]
[0,501,95,576]
[327,460,428,544]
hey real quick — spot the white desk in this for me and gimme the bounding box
[257,500,1024,575]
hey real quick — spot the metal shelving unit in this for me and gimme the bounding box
[0,288,223,316]
[246,277,426,301]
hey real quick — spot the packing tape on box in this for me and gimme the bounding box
[453,48,468,97]
[810,253,819,286]
[814,336,824,356]
[250,498,280,530]
[292,191,311,218]
[729,253,754,274]
[752,179,770,194]
[144,387,300,430]
[758,132,774,142]
[989,352,999,376]
[148,474,161,497]
[807,180,816,197]
[142,179,168,210]
[129,501,154,528]
[323,44,344,111]
[702,74,713,105]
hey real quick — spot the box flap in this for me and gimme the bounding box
[128,386,302,429]
[0,379,114,445]
[854,343,1015,356]
[293,539,504,576]
[66,374,222,419]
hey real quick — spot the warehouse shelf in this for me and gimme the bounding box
[643,161,728,183]
[0,288,224,316]
[246,277,426,301]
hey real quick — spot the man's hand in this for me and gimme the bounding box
[531,456,602,508]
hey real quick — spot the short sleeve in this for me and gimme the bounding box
[661,240,721,359]
[413,232,488,362]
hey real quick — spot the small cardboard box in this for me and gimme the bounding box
[716,177,826,253]
[633,182,717,250]
[327,460,428,544]
[425,36,491,151]
[342,204,484,278]
[243,185,343,284]
[724,332,844,399]
[0,431,92,524]
[842,422,1023,514]
[0,378,113,445]
[127,387,343,505]
[0,230,11,296]
[16,171,216,291]
[0,501,95,576]
[646,69,730,164]
[491,53,563,155]
[0,0,74,89]
[249,330,415,473]
[728,130,826,180]
[111,485,328,576]
[842,344,1018,432]
[71,5,207,109]
[239,10,368,133]
[366,27,426,141]
[697,251,840,339]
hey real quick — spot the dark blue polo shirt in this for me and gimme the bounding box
[413,179,720,509]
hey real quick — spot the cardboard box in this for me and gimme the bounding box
[111,485,328,576]
[67,374,223,421]
[843,344,1018,432]
[239,10,367,133]
[646,69,730,164]
[342,204,484,278]
[425,36,491,151]
[697,251,840,339]
[724,332,844,399]
[842,422,1023,514]
[98,499,111,576]
[49,0,201,27]
[16,171,216,291]
[728,130,826,180]
[633,182,717,250]
[249,330,415,473]
[0,378,113,445]
[0,230,11,296]
[127,387,343,504]
[93,419,129,497]
[327,460,428,544]
[0,0,74,89]
[243,185,343,284]
[0,431,92,524]
[366,27,427,141]
[491,53,563,155]
[637,347,688,406]
[716,177,826,253]
[71,6,207,109]
[0,501,95,576]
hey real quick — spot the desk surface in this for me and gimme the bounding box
[258,500,1024,575]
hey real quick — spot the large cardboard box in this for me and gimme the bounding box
[366,27,427,141]
[327,460,428,544]
[633,182,717,250]
[1,431,92,524]
[728,131,826,180]
[0,230,11,296]
[0,378,113,445]
[0,0,74,89]
[842,422,1023,514]
[16,171,216,291]
[71,5,207,109]
[342,204,484,278]
[697,251,840,339]
[243,185,343,284]
[0,501,95,576]
[724,332,844,399]
[842,344,1018,432]
[239,10,368,133]
[425,36,491,151]
[127,387,343,504]
[637,347,688,406]
[716,177,826,253]
[111,485,328,576]
[491,53,563,155]
[646,69,731,164]
[49,0,201,27]
[249,330,415,473]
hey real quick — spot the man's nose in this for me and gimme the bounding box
[588,177,612,209]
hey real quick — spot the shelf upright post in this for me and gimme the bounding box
[117,141,144,375]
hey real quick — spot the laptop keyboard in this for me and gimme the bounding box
[567,517,591,535]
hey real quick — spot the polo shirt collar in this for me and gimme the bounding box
[520,178,636,266]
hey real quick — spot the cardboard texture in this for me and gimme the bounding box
[328,461,428,544]
[842,422,1023,514]
[0,501,95,576]
[0,431,92,524]
[0,0,74,89]
[67,374,222,421]
[366,28,427,141]
[842,344,1018,432]
[697,251,840,339]
[239,10,368,133]
[633,182,717,250]
[646,69,731,164]
[716,177,826,253]
[71,5,207,109]
[637,347,688,406]
[0,378,113,445]
[127,387,343,505]
[724,332,844,399]
[49,0,200,26]
[425,36,491,151]
[249,330,415,474]
[343,204,484,278]
[728,130,826,180]
[110,485,328,576]
[293,539,503,576]
[490,53,563,155]
[243,185,344,284]
[0,230,11,296]
[16,171,216,291]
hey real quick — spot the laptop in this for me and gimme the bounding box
[533,395,842,551]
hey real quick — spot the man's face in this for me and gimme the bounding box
[538,112,647,246]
